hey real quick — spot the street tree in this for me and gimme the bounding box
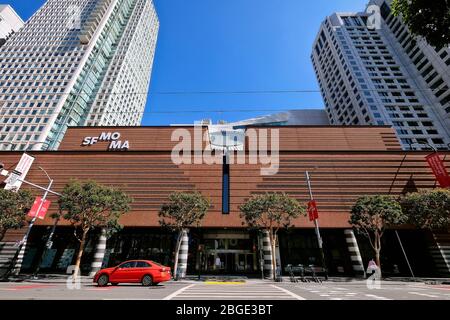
[349,195,407,274]
[159,192,210,280]
[401,189,450,230]
[392,0,450,48]
[58,180,132,280]
[0,189,33,241]
[239,193,305,281]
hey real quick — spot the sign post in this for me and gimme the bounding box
[1,164,58,280]
[305,171,328,280]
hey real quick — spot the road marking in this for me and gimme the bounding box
[3,284,55,290]
[172,295,292,299]
[270,285,306,300]
[408,292,440,298]
[204,282,245,285]
[365,294,392,300]
[163,284,196,300]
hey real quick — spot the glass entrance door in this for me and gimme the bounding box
[200,235,258,274]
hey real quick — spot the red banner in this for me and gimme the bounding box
[27,197,51,220]
[308,200,319,222]
[426,153,450,188]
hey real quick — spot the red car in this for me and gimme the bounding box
[93,260,171,287]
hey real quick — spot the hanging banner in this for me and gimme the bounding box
[27,196,51,220]
[4,153,35,191]
[308,200,319,222]
[425,153,450,188]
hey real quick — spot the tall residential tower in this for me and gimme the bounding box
[0,0,159,150]
[311,0,450,150]
[0,5,24,48]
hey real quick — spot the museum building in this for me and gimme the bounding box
[0,125,449,278]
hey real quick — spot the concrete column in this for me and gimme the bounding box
[89,228,107,276]
[344,229,366,278]
[429,232,450,277]
[12,239,28,275]
[261,230,274,278]
[177,229,189,279]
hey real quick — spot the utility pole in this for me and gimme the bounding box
[305,171,328,280]
[1,167,60,280]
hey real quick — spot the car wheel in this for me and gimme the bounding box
[97,274,109,287]
[141,275,153,287]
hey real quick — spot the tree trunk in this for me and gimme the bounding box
[0,228,6,242]
[374,231,382,278]
[268,229,277,281]
[173,229,183,280]
[73,228,89,281]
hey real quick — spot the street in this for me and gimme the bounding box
[0,279,449,300]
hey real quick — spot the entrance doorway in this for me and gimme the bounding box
[203,251,255,273]
[198,233,258,275]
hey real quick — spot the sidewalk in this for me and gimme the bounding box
[4,273,448,286]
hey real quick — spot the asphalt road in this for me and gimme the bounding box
[0,280,449,300]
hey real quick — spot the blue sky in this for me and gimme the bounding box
[5,0,368,125]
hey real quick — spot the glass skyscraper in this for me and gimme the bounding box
[0,0,159,150]
[311,0,450,151]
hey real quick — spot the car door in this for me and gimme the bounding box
[133,261,152,282]
[110,261,136,282]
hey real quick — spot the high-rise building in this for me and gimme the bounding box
[0,5,24,48]
[311,0,450,150]
[0,0,159,151]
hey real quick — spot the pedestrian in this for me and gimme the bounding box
[366,259,378,278]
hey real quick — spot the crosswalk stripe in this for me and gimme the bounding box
[270,285,306,300]
[166,283,302,300]
[408,292,440,298]
[163,284,196,300]
[365,294,392,300]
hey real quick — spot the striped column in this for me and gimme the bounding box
[429,232,450,277]
[12,239,28,275]
[89,228,107,277]
[344,229,366,278]
[261,230,274,278]
[176,229,189,279]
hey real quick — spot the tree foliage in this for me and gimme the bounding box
[59,180,132,233]
[401,189,450,230]
[0,189,34,241]
[350,195,407,269]
[392,0,450,48]
[159,192,210,230]
[58,180,132,278]
[239,193,305,231]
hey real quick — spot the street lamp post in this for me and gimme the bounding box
[305,171,328,280]
[31,166,58,279]
[1,166,58,280]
